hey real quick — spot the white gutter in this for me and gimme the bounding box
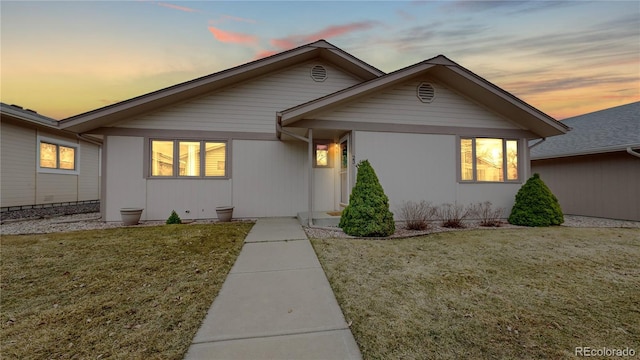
[76,134,103,146]
[276,122,309,143]
[627,147,640,159]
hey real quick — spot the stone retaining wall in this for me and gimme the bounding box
[1,201,100,221]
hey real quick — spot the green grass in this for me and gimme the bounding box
[1,222,252,359]
[311,227,640,359]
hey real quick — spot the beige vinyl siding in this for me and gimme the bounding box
[1,122,101,208]
[232,139,308,217]
[456,182,520,215]
[316,79,523,129]
[354,131,521,217]
[146,179,232,220]
[314,168,335,211]
[104,136,146,221]
[114,61,362,133]
[35,173,78,203]
[78,141,100,200]
[1,121,36,207]
[104,136,309,221]
[532,152,640,221]
[354,131,458,213]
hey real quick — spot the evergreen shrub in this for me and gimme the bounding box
[508,173,564,227]
[166,210,182,225]
[339,160,395,237]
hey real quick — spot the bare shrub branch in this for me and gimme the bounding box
[438,203,470,228]
[469,201,504,227]
[399,201,437,230]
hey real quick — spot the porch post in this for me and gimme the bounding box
[308,128,314,226]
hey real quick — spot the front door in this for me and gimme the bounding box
[339,134,350,206]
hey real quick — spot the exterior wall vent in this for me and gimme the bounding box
[417,82,435,103]
[311,65,327,82]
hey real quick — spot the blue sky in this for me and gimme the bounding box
[1,1,638,120]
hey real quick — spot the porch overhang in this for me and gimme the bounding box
[277,56,569,140]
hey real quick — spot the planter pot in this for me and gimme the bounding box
[120,208,143,226]
[216,206,234,222]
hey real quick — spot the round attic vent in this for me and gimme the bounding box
[417,82,435,103]
[311,65,327,82]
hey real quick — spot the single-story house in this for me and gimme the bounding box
[59,40,568,224]
[0,103,101,213]
[531,102,640,221]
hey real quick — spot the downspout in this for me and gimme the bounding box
[76,133,103,146]
[276,116,314,227]
[627,147,640,159]
[528,138,546,149]
[308,129,314,227]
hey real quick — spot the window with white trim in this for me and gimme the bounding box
[37,136,79,174]
[150,140,227,178]
[460,138,519,182]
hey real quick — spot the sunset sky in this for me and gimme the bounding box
[1,1,638,120]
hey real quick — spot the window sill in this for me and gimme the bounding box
[147,176,230,180]
[458,180,522,184]
[37,168,79,175]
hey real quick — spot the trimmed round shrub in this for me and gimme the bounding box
[339,160,395,237]
[508,173,564,227]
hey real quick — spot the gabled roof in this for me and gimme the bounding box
[531,101,640,159]
[59,40,385,133]
[279,55,569,138]
[1,102,59,129]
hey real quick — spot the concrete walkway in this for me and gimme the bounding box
[184,218,361,360]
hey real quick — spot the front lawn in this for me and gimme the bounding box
[312,227,640,359]
[1,222,252,359]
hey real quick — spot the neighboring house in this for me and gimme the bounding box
[0,103,102,213]
[59,40,568,223]
[531,102,640,221]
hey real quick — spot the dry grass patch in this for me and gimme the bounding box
[311,227,640,359]
[1,222,252,359]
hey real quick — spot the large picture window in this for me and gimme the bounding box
[150,140,227,178]
[460,138,519,182]
[37,137,78,174]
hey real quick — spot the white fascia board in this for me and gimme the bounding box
[1,106,59,128]
[324,48,386,77]
[445,66,568,133]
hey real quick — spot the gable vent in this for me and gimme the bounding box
[311,65,327,82]
[417,82,435,103]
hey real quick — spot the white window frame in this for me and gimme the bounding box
[458,137,520,183]
[36,136,80,175]
[148,139,228,179]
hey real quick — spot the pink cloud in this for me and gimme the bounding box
[270,21,379,50]
[208,26,258,44]
[156,2,198,12]
[254,50,279,60]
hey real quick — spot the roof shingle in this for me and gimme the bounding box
[530,102,640,159]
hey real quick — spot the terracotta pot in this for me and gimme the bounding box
[216,206,234,222]
[120,208,143,226]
